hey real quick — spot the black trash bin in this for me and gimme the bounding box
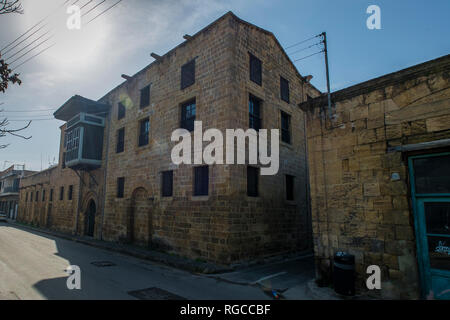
[333,251,355,296]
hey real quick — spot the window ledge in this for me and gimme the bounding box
[280,141,293,149]
[191,195,209,201]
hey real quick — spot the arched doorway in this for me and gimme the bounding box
[85,200,96,237]
[128,188,151,246]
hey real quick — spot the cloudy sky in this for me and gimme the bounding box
[0,0,449,171]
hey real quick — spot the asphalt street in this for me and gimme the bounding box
[0,221,314,300]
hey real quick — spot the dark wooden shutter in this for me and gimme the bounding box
[281,111,291,144]
[117,128,125,153]
[181,60,195,89]
[249,53,262,85]
[249,95,261,130]
[117,177,125,198]
[247,166,258,197]
[286,175,294,200]
[194,166,208,196]
[162,171,173,197]
[60,187,64,200]
[180,99,196,131]
[118,102,126,120]
[140,85,150,108]
[139,118,149,146]
[280,76,290,103]
[50,189,53,201]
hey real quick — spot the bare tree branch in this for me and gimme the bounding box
[1,54,21,93]
[0,109,32,148]
[0,0,23,15]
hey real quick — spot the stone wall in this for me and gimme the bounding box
[301,55,450,299]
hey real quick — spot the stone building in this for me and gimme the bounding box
[300,54,450,299]
[18,12,319,264]
[0,164,35,220]
[18,114,106,235]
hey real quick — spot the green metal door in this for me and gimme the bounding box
[409,153,450,299]
[416,199,450,299]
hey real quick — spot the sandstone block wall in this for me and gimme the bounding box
[303,55,450,299]
[98,13,318,264]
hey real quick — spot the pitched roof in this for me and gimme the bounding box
[98,11,320,102]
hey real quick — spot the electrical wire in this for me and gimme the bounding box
[292,50,324,63]
[2,24,49,56]
[0,109,56,112]
[0,0,71,53]
[8,36,54,65]
[86,0,122,24]
[3,0,91,66]
[288,41,323,56]
[80,0,95,9]
[11,0,124,71]
[6,119,57,121]
[284,34,322,51]
[81,0,107,18]
[4,30,54,61]
[11,43,57,71]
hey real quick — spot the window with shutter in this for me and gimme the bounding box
[60,186,64,200]
[194,166,208,196]
[36,191,39,202]
[116,127,125,153]
[162,171,173,197]
[118,102,126,120]
[68,185,73,200]
[50,189,53,202]
[281,111,291,144]
[249,95,262,130]
[286,175,294,200]
[180,99,196,131]
[181,59,195,89]
[249,53,262,85]
[280,76,290,103]
[42,190,46,202]
[247,166,259,197]
[140,85,150,108]
[138,118,150,147]
[117,177,125,198]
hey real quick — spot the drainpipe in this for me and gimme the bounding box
[100,109,111,240]
[303,112,313,251]
[74,171,82,235]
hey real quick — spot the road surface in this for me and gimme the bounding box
[0,222,273,300]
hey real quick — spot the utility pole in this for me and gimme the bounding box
[322,32,332,118]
